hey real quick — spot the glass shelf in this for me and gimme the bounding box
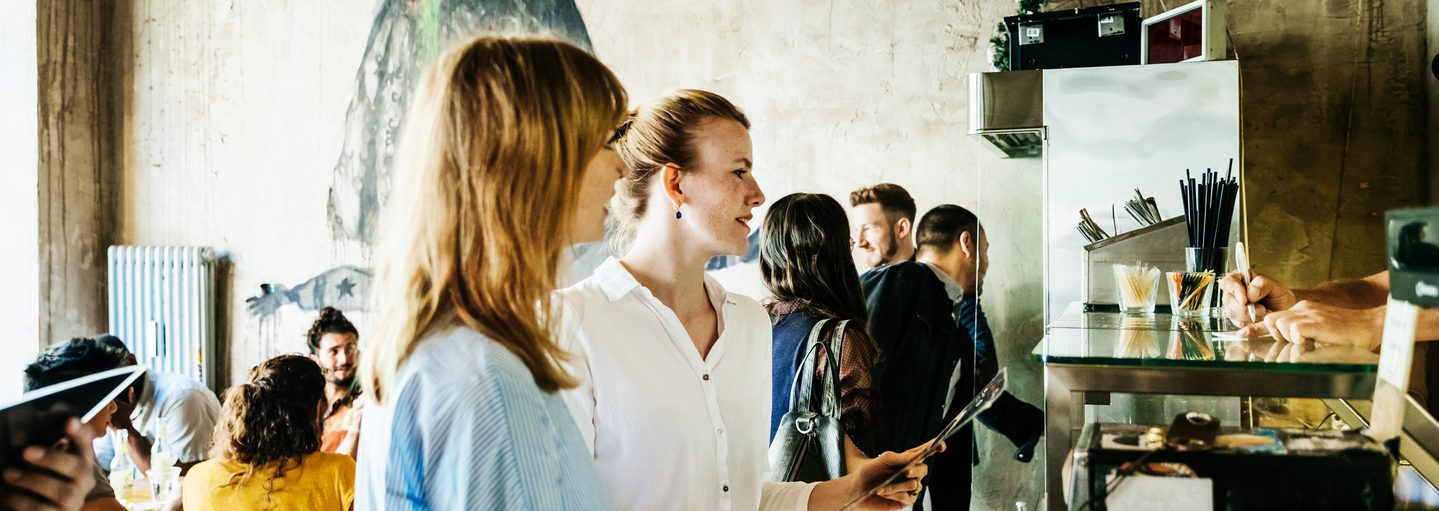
[1033,307,1380,373]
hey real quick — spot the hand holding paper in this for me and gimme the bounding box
[840,369,1010,510]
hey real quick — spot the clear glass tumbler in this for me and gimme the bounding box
[1184,247,1228,314]
[1112,263,1159,314]
[1167,270,1215,318]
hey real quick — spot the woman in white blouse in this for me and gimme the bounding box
[560,89,932,511]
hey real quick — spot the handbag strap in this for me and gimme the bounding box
[823,320,848,418]
[789,318,847,419]
[789,319,830,414]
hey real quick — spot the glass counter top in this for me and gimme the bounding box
[1032,306,1379,373]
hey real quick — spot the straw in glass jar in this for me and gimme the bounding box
[1170,270,1216,312]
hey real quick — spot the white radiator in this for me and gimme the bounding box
[107,246,216,390]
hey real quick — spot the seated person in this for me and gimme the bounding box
[305,307,363,457]
[182,355,355,510]
[92,335,221,475]
[0,418,98,511]
[22,339,130,511]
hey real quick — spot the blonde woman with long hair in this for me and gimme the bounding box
[354,36,627,510]
[559,89,933,511]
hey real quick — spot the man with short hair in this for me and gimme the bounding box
[860,202,1044,510]
[92,335,220,476]
[23,338,137,511]
[849,183,917,269]
[306,307,363,457]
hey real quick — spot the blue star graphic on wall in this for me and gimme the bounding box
[337,278,357,298]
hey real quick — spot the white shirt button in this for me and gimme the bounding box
[717,428,725,435]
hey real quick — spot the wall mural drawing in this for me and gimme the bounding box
[327,0,593,247]
[246,265,373,317]
[248,0,593,319]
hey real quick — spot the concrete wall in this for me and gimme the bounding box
[108,0,1043,506]
[36,1,125,350]
[581,2,1046,506]
[114,0,376,388]
[1430,0,1439,204]
[51,0,1434,506]
[0,0,41,401]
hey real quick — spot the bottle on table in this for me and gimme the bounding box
[107,429,133,502]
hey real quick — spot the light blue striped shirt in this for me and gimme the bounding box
[355,325,608,510]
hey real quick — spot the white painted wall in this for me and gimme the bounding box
[0,0,41,401]
[580,10,1047,503]
[582,0,1019,240]
[119,0,379,385]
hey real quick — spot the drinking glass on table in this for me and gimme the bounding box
[147,467,181,505]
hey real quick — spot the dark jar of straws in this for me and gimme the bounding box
[1184,247,1228,314]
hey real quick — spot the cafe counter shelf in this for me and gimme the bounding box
[1031,305,1379,510]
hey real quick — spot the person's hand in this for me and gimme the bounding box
[1219,270,1299,329]
[108,388,135,432]
[1223,338,1253,361]
[844,441,939,510]
[0,418,97,511]
[1275,339,1380,364]
[1237,300,1384,351]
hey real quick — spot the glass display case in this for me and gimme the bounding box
[966,60,1434,510]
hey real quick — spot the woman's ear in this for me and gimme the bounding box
[661,163,685,208]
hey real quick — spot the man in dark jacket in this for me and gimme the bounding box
[859,202,1043,510]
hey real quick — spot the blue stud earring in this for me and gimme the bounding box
[675,204,682,219]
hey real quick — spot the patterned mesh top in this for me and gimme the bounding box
[767,300,882,457]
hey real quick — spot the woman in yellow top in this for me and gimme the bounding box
[183,355,355,510]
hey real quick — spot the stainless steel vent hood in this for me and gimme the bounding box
[968,70,1043,158]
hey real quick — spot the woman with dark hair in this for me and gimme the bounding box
[760,193,882,474]
[182,355,354,510]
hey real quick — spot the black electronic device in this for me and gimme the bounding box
[1004,3,1142,71]
[0,366,144,468]
[1388,207,1439,307]
[1164,412,1218,450]
[1072,422,1394,510]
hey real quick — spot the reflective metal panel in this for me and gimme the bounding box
[1042,60,1240,324]
[969,70,1044,158]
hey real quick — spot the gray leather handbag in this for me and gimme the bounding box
[768,318,848,482]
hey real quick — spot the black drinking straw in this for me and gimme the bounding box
[1181,170,1194,246]
[1217,158,1236,247]
[1180,160,1239,249]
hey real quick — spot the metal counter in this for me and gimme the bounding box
[1032,306,1380,510]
